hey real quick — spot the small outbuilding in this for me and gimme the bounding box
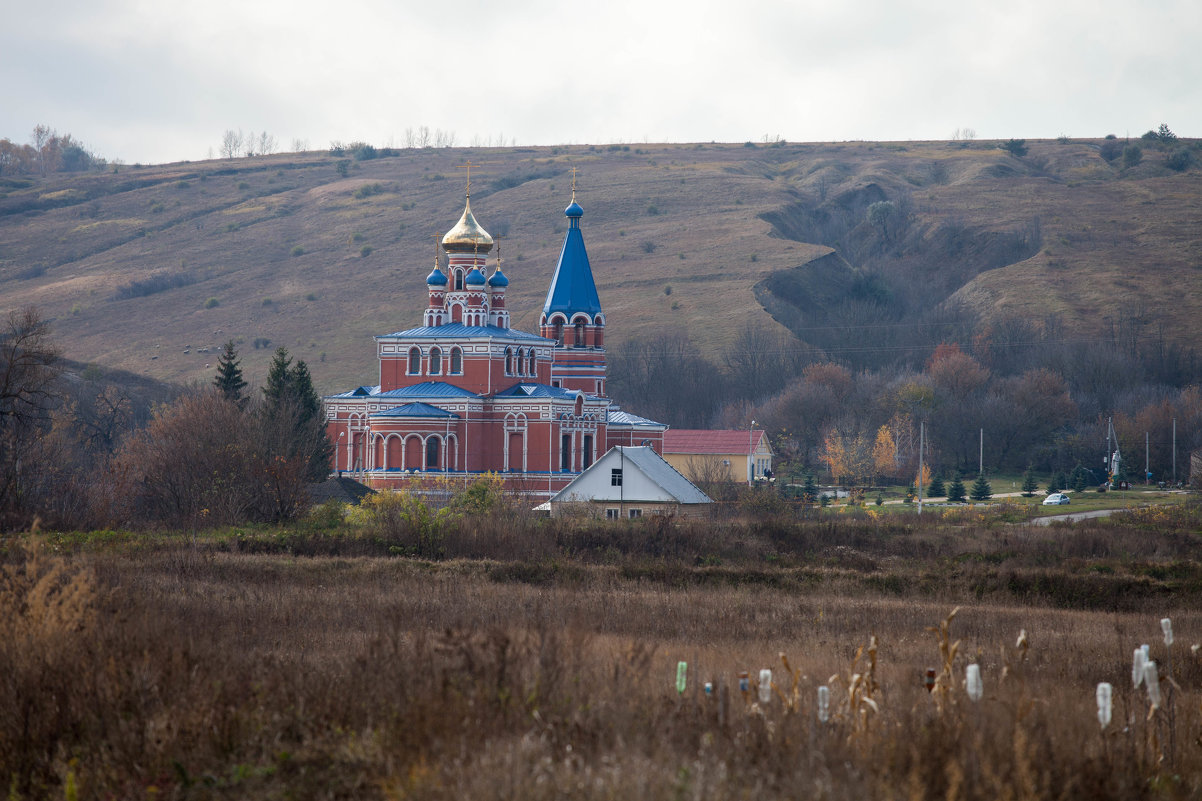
[662,429,774,485]
[549,445,713,518]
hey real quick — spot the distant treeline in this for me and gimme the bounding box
[609,310,1202,482]
[0,125,107,177]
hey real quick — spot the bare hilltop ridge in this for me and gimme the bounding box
[1,137,1198,392]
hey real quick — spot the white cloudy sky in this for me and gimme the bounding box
[3,0,1199,164]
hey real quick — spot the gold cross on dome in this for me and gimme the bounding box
[431,232,442,263]
[570,166,578,201]
[456,160,477,198]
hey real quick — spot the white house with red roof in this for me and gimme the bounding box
[661,429,774,485]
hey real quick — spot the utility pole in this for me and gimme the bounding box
[918,421,925,515]
[1146,431,1150,485]
[1173,418,1177,484]
[979,428,984,475]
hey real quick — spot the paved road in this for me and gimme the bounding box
[1029,508,1122,526]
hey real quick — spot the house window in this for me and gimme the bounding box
[561,434,571,471]
[429,347,441,375]
[628,509,642,518]
[450,347,462,374]
[611,468,622,487]
[408,347,421,374]
[606,508,620,520]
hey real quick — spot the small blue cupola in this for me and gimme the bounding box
[465,267,486,286]
[426,267,448,286]
[542,199,602,319]
[488,268,509,287]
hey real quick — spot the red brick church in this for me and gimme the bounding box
[323,182,666,497]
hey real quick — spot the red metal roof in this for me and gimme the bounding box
[662,429,767,455]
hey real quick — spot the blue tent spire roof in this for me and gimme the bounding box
[542,199,602,318]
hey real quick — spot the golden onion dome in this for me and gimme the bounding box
[441,199,494,253]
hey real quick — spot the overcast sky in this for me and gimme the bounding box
[3,0,1199,165]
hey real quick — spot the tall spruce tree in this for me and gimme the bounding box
[927,475,946,499]
[1021,468,1039,497]
[802,472,818,506]
[260,347,332,481]
[213,340,247,405]
[969,474,993,502]
[946,476,968,503]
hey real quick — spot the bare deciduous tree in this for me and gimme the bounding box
[257,131,276,155]
[220,129,243,159]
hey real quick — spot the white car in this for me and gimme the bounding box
[1042,493,1071,505]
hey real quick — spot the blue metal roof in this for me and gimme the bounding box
[379,323,549,342]
[607,408,667,428]
[372,402,459,419]
[326,385,380,399]
[376,382,480,399]
[493,383,582,399]
[542,202,602,319]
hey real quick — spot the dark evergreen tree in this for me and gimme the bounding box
[1046,471,1066,494]
[1071,464,1090,493]
[262,347,294,413]
[946,476,968,503]
[802,472,818,506]
[260,347,332,481]
[1021,469,1039,497]
[927,475,946,499]
[213,340,247,405]
[969,474,992,502]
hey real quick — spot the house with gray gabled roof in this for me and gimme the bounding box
[549,446,713,518]
[323,180,668,498]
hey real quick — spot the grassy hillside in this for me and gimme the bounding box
[1,138,1198,393]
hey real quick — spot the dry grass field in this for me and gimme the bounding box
[4,500,1202,799]
[1,138,1199,393]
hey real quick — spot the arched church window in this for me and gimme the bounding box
[504,347,513,375]
[408,347,421,375]
[552,320,564,346]
[426,436,440,470]
[429,347,442,375]
[450,347,462,374]
[574,321,586,348]
[528,350,536,376]
[454,270,464,291]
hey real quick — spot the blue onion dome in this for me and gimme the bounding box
[465,268,487,285]
[565,200,584,218]
[488,268,509,287]
[426,267,448,286]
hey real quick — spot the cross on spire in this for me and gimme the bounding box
[457,160,477,199]
[432,232,442,265]
[570,166,578,201]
